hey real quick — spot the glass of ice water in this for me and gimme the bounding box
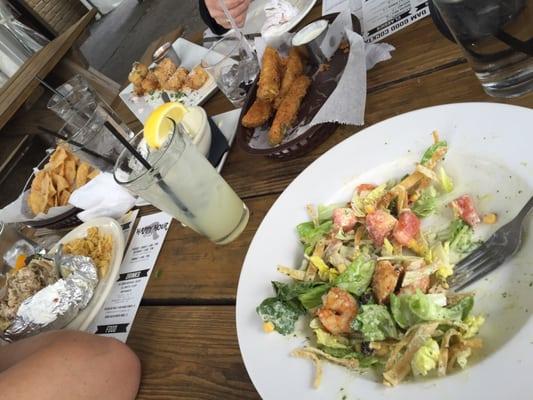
[432,0,533,97]
[201,32,259,107]
[113,124,249,245]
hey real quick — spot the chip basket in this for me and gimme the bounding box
[236,13,361,160]
[20,149,83,230]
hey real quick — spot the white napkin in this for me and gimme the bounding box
[309,28,367,127]
[69,172,136,222]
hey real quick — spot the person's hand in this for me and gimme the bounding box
[205,0,251,29]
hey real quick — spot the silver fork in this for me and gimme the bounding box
[449,196,533,291]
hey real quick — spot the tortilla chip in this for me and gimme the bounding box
[31,170,47,192]
[47,146,68,169]
[64,159,76,186]
[52,173,70,193]
[47,174,56,197]
[58,190,71,206]
[75,162,91,188]
[47,194,57,208]
[28,189,47,215]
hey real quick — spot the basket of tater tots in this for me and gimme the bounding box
[237,13,362,159]
[19,145,100,229]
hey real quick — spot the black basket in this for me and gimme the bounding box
[20,149,83,230]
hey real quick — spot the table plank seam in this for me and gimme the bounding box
[140,298,237,307]
[368,57,467,94]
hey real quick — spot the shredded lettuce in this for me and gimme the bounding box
[309,256,339,283]
[420,140,447,166]
[412,186,438,217]
[272,281,330,311]
[256,297,303,335]
[315,328,350,349]
[298,284,331,310]
[351,184,387,217]
[446,296,475,320]
[437,166,454,193]
[431,242,454,280]
[297,221,333,254]
[381,238,394,257]
[437,219,480,254]
[448,220,480,254]
[463,315,485,339]
[334,256,376,296]
[317,203,345,222]
[351,304,399,341]
[411,338,440,376]
[390,291,474,329]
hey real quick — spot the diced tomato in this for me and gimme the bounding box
[356,183,377,193]
[393,211,420,246]
[451,194,480,227]
[332,208,357,232]
[366,210,397,246]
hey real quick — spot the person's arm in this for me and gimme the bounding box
[199,1,251,34]
[199,0,229,35]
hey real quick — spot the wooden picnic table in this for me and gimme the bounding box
[125,4,533,399]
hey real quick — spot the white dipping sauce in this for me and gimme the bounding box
[292,20,328,46]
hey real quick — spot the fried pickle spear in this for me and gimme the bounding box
[241,98,273,128]
[269,75,311,146]
[257,47,282,103]
[274,48,304,109]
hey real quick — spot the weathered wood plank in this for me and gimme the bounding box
[128,306,259,400]
[0,9,96,131]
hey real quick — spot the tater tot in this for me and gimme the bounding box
[141,71,160,93]
[184,66,209,90]
[163,67,189,91]
[153,57,177,86]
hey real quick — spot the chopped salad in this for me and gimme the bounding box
[257,132,492,387]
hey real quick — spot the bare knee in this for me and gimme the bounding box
[46,331,141,399]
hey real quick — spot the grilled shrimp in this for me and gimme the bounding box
[317,287,358,335]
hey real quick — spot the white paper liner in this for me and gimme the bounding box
[248,10,392,150]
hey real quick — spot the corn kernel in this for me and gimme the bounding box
[482,213,497,224]
[263,321,275,333]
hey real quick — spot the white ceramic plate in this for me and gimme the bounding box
[236,103,533,400]
[243,0,318,35]
[50,217,125,331]
[119,38,225,124]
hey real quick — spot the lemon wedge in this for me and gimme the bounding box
[144,102,188,148]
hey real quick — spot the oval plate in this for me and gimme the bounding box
[236,103,533,399]
[50,217,125,331]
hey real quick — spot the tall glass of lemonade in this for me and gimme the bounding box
[113,104,249,244]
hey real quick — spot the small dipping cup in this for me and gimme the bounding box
[291,19,329,65]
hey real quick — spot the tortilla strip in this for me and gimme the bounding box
[291,348,323,389]
[383,322,439,386]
